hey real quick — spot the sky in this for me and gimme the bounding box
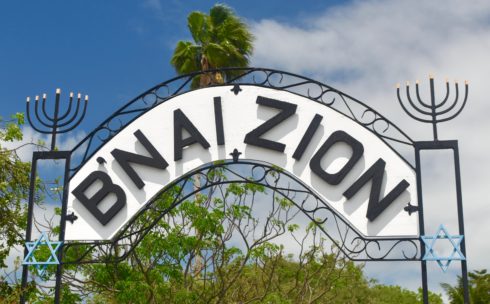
[2,0,490,299]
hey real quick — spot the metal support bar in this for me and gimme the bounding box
[20,155,38,304]
[415,140,469,304]
[453,143,470,304]
[54,152,70,303]
[20,151,71,304]
[429,78,438,141]
[414,146,428,304]
[51,90,60,151]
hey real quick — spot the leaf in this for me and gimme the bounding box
[187,11,209,44]
[171,41,201,75]
[209,4,234,27]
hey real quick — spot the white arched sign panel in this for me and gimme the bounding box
[66,86,418,241]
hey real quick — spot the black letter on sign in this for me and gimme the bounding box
[293,114,323,160]
[174,109,211,160]
[310,130,364,185]
[343,158,410,222]
[111,130,168,189]
[244,96,297,152]
[72,171,126,226]
[214,97,225,145]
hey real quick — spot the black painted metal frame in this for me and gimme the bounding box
[20,151,71,304]
[415,140,469,304]
[20,68,469,304]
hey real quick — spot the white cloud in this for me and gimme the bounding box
[1,126,48,161]
[1,126,86,162]
[251,0,490,297]
[142,0,163,13]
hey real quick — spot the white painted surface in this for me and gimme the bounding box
[65,86,418,240]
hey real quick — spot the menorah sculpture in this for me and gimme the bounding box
[22,88,88,304]
[396,75,470,303]
[26,88,88,151]
[396,76,468,141]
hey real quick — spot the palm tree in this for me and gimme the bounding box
[171,4,254,88]
[170,4,253,277]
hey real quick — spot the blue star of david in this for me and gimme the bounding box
[421,224,465,272]
[22,232,62,276]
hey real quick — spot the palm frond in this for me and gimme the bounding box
[209,4,234,27]
[187,12,210,44]
[170,41,201,74]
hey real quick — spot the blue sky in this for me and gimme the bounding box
[2,0,490,299]
[0,0,344,129]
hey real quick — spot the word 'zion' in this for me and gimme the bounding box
[72,96,410,226]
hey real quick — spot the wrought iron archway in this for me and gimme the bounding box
[20,68,469,303]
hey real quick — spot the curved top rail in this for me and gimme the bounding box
[69,67,414,176]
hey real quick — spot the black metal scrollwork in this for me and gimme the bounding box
[63,160,419,264]
[69,67,415,175]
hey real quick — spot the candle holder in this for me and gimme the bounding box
[26,89,88,151]
[396,76,468,141]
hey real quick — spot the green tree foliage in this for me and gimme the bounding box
[0,113,41,303]
[170,4,254,88]
[368,285,442,304]
[0,113,30,267]
[0,113,67,303]
[56,167,442,303]
[441,269,490,303]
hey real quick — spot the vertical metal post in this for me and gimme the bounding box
[19,151,71,304]
[429,77,438,141]
[54,152,70,303]
[453,143,470,303]
[51,91,60,151]
[415,140,470,304]
[20,153,39,304]
[415,143,429,304]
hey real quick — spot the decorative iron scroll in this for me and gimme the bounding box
[69,68,415,176]
[63,160,419,264]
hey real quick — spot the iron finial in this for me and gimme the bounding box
[404,202,419,216]
[231,84,242,95]
[230,148,242,162]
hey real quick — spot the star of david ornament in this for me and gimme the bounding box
[22,232,62,276]
[421,224,465,272]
